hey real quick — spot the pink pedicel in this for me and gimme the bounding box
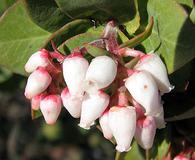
[31,93,46,110]
[25,49,50,73]
[66,52,83,58]
[108,106,136,152]
[102,21,118,54]
[118,48,145,58]
[61,87,82,118]
[24,67,52,99]
[49,51,66,63]
[79,91,110,129]
[134,116,156,149]
[102,20,116,39]
[40,95,62,125]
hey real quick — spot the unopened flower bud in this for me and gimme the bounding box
[134,116,156,149]
[40,95,62,125]
[61,87,82,118]
[85,56,117,93]
[99,110,113,140]
[134,53,173,94]
[125,70,161,116]
[25,49,50,73]
[79,91,110,129]
[31,93,46,110]
[108,106,136,152]
[63,53,89,97]
[24,67,52,99]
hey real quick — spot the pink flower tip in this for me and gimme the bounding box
[40,95,62,125]
[25,50,50,73]
[24,67,52,99]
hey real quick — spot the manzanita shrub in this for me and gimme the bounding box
[0,0,195,159]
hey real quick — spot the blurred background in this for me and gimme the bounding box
[0,68,116,160]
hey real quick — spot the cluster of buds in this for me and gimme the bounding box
[24,48,65,124]
[24,20,173,152]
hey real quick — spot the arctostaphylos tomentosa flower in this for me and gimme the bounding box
[24,20,173,154]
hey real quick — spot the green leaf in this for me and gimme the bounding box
[141,0,195,74]
[115,151,126,160]
[166,105,195,121]
[31,109,42,120]
[164,91,195,121]
[190,7,195,24]
[124,141,144,160]
[157,140,170,159]
[0,67,12,83]
[84,44,110,57]
[0,0,52,75]
[119,17,154,48]
[125,57,140,69]
[58,32,100,53]
[169,60,192,92]
[123,0,140,35]
[24,0,68,32]
[175,0,194,8]
[0,0,15,15]
[24,0,139,33]
[55,0,137,24]
[42,19,93,49]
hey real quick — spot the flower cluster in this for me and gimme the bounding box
[24,48,65,124]
[24,21,173,152]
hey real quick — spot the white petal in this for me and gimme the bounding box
[31,93,46,110]
[125,70,161,116]
[99,111,113,140]
[24,68,52,99]
[40,95,62,125]
[79,91,110,129]
[134,116,156,149]
[134,53,173,94]
[25,49,49,73]
[108,106,136,152]
[63,54,89,96]
[85,56,117,93]
[153,106,166,129]
[61,87,82,118]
